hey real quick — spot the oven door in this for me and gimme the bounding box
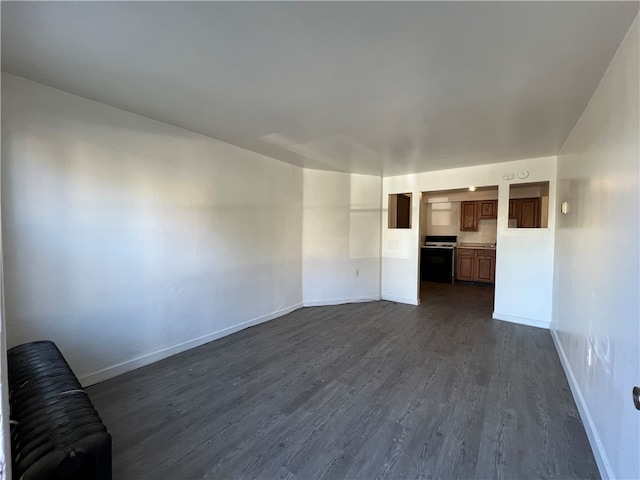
[420,247,455,284]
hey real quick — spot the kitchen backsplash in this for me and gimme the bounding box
[458,219,497,244]
[423,202,497,244]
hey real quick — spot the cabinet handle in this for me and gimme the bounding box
[634,387,640,410]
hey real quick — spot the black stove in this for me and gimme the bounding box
[421,236,457,283]
[423,235,458,249]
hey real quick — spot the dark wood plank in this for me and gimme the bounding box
[87,282,600,479]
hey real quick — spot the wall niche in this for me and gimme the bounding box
[508,181,550,228]
[388,193,412,229]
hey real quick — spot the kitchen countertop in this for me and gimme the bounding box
[457,243,496,250]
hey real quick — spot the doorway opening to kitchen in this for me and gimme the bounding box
[419,186,498,304]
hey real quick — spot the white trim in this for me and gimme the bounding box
[551,328,611,480]
[492,312,550,329]
[303,296,380,307]
[78,303,303,387]
[381,294,420,306]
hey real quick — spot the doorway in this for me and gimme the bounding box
[419,186,498,304]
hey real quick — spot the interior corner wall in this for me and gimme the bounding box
[1,73,304,386]
[552,17,639,480]
[302,170,381,306]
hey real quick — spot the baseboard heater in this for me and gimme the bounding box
[7,340,112,480]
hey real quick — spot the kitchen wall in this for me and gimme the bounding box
[383,156,556,328]
[423,203,498,244]
[1,74,304,385]
[458,218,497,244]
[552,17,639,480]
[422,201,459,238]
[302,170,381,305]
[421,189,499,245]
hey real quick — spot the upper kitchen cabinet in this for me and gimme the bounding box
[460,197,497,231]
[517,198,540,228]
[460,201,478,231]
[508,182,549,228]
[422,186,498,239]
[477,199,497,219]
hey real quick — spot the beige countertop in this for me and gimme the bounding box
[457,243,496,250]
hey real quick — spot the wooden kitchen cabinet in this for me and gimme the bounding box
[461,200,497,230]
[509,197,541,227]
[475,250,496,283]
[456,248,496,284]
[477,200,497,219]
[460,201,478,231]
[517,198,540,228]
[456,248,475,281]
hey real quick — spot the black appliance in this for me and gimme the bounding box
[420,235,457,284]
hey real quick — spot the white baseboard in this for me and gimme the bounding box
[551,329,611,480]
[381,294,419,306]
[492,312,550,329]
[79,303,303,387]
[303,296,380,307]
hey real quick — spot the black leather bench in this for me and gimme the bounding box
[7,341,111,480]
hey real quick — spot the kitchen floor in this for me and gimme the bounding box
[87,283,598,479]
[420,280,495,306]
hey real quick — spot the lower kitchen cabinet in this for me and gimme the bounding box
[475,250,496,283]
[456,249,475,281]
[456,248,495,284]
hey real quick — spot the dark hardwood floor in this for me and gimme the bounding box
[87,282,599,479]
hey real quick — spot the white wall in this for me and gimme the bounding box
[1,74,304,385]
[302,170,381,305]
[0,299,7,480]
[0,71,10,478]
[552,17,639,480]
[382,156,557,328]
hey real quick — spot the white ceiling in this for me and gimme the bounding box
[2,2,638,176]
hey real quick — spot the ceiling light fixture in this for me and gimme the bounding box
[469,186,476,192]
